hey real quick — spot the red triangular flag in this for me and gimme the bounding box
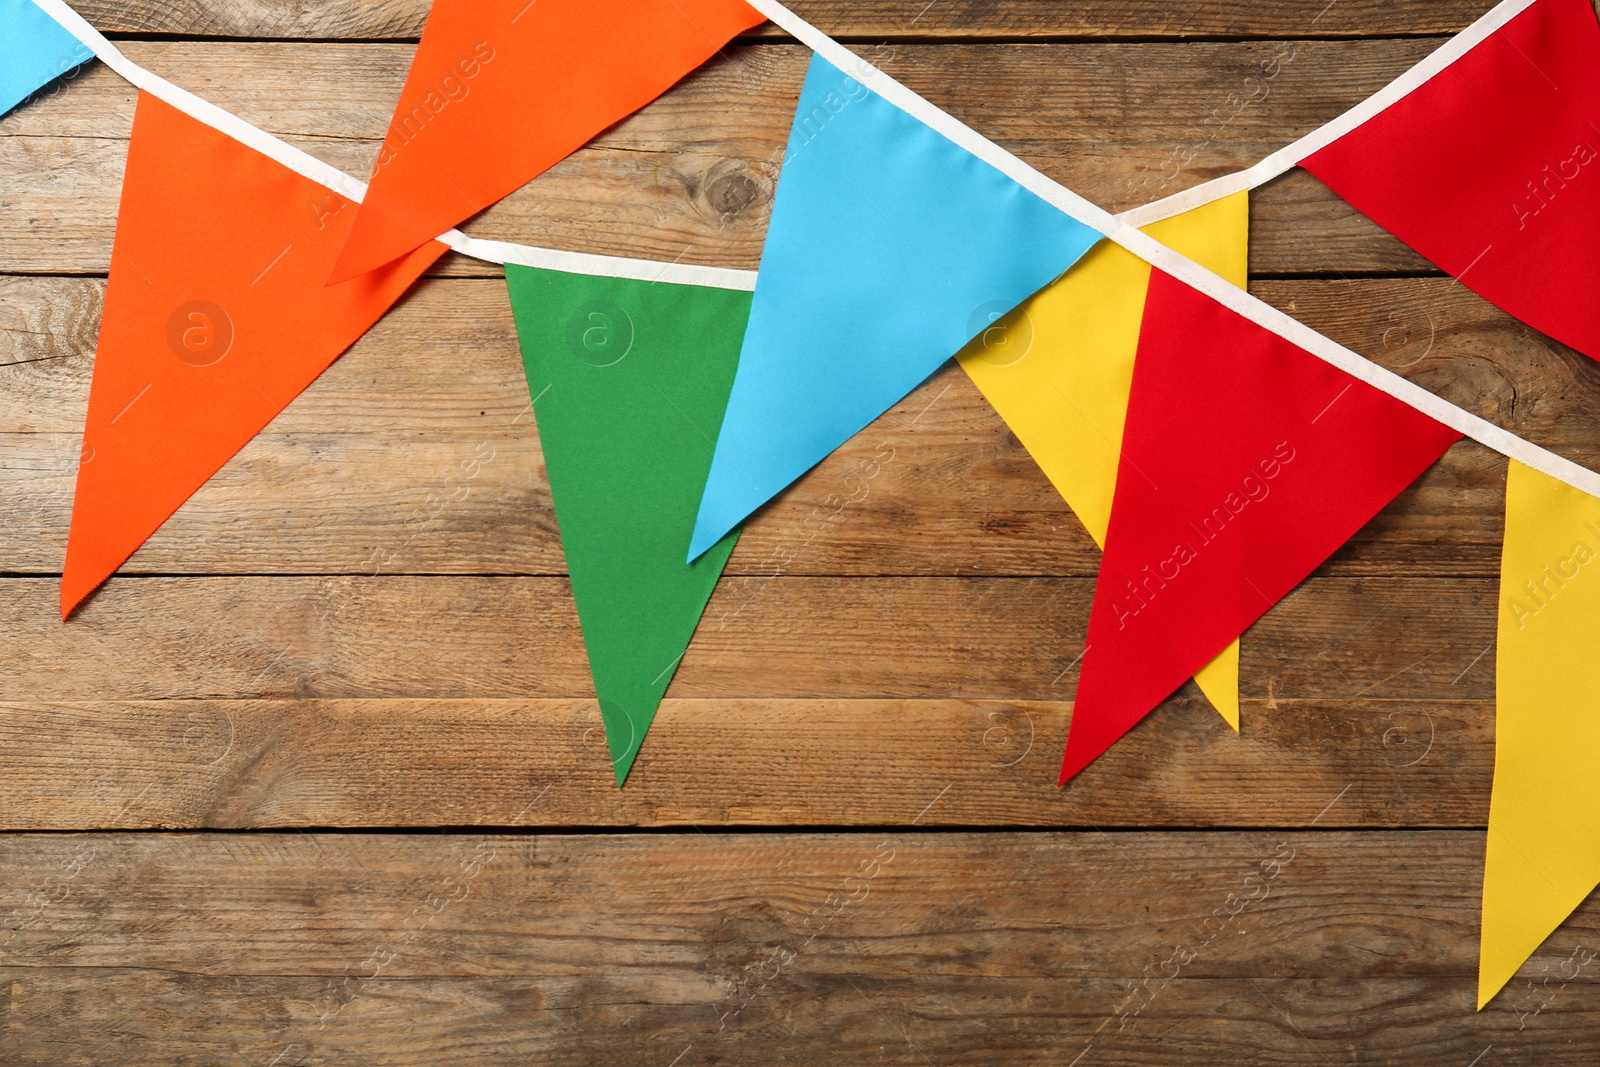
[1302,0,1600,361]
[62,93,444,616]
[1059,271,1460,782]
[327,0,766,282]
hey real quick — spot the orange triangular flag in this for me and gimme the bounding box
[62,93,444,616]
[327,0,765,283]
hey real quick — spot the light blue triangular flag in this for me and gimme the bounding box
[1,0,93,117]
[686,52,1103,559]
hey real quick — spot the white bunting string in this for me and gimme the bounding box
[1116,0,1541,227]
[746,0,1600,501]
[27,0,1600,500]
[29,0,759,291]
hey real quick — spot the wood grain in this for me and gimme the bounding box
[4,276,1592,578]
[3,830,1597,1065]
[0,696,1493,829]
[0,40,1447,275]
[0,575,1503,703]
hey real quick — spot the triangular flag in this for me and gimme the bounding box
[1480,460,1600,1006]
[504,265,748,784]
[328,0,765,282]
[1302,0,1600,362]
[686,53,1104,559]
[62,93,444,615]
[1,0,93,116]
[959,191,1250,731]
[1060,270,1460,782]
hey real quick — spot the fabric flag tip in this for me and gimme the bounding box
[324,231,395,286]
[1204,652,1241,732]
[600,698,645,786]
[60,568,96,621]
[688,500,741,563]
[325,194,455,284]
[1057,732,1099,786]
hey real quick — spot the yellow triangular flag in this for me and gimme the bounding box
[957,192,1250,730]
[1480,460,1600,1007]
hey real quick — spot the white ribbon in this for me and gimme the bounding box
[746,0,1600,499]
[1116,0,1541,226]
[29,0,1600,498]
[29,0,758,290]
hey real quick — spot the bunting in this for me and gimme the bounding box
[1,0,92,116]
[1060,270,1461,782]
[958,192,1250,730]
[25,0,1600,1003]
[1480,460,1600,1006]
[1301,0,1600,362]
[687,53,1103,559]
[328,0,765,282]
[504,265,749,784]
[61,93,443,615]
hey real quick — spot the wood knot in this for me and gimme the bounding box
[702,160,766,223]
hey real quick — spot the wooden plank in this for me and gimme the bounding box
[5,276,1589,577]
[71,0,1502,40]
[1,830,1594,1064]
[0,575,1502,703]
[0,696,1493,829]
[0,40,1448,275]
[10,0,1598,1054]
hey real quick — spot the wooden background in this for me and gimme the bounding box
[5,0,1600,1062]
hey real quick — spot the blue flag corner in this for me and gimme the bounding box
[1,0,94,117]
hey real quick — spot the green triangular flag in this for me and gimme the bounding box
[504,264,747,785]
